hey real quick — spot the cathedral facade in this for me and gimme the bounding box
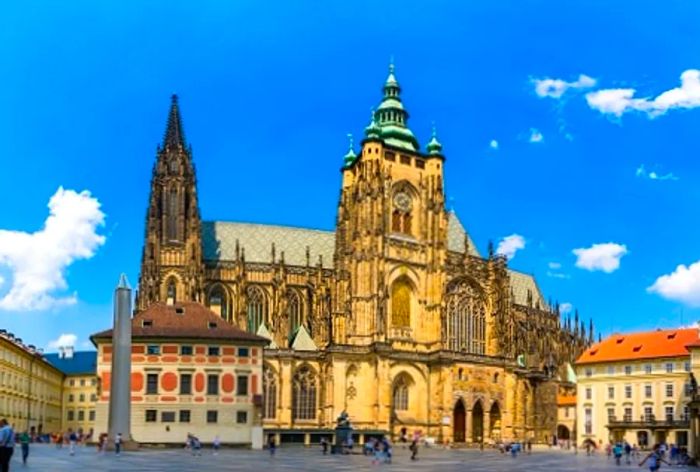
[137,66,591,444]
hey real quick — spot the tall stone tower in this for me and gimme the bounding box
[137,95,204,309]
[334,65,448,348]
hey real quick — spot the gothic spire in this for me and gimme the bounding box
[426,124,443,156]
[372,61,419,152]
[163,94,187,150]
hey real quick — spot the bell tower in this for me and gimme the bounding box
[137,95,204,309]
[334,65,448,347]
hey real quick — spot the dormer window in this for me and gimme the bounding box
[142,320,153,327]
[175,307,185,315]
[208,322,217,329]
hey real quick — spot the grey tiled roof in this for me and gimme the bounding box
[508,269,546,309]
[446,211,480,257]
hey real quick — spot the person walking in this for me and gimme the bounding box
[114,432,122,455]
[0,420,14,472]
[68,429,77,456]
[213,435,220,455]
[320,437,328,455]
[18,431,29,465]
[409,438,418,461]
[267,435,276,456]
[640,444,669,471]
[624,442,632,465]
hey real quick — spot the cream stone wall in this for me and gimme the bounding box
[61,374,98,434]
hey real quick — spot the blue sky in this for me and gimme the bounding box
[2,1,700,351]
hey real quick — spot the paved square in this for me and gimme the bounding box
[9,444,700,471]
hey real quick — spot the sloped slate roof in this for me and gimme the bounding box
[201,213,544,307]
[44,351,97,375]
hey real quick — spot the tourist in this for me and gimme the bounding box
[191,436,202,456]
[400,427,408,445]
[624,441,632,464]
[213,435,220,455]
[613,442,623,466]
[320,437,329,455]
[18,431,29,465]
[527,439,532,455]
[363,438,374,456]
[409,438,418,461]
[639,444,669,471]
[68,429,77,455]
[382,436,393,464]
[115,432,122,455]
[0,419,15,472]
[268,435,276,456]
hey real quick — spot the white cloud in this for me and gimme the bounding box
[529,128,544,143]
[496,234,526,260]
[573,243,628,273]
[548,262,562,270]
[635,164,678,181]
[0,187,106,311]
[648,261,700,307]
[47,333,77,349]
[489,139,499,150]
[533,74,597,99]
[547,271,571,279]
[560,302,573,314]
[586,69,700,117]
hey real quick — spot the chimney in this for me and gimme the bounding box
[58,346,65,359]
[64,346,74,359]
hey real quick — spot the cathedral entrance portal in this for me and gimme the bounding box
[453,399,466,442]
[472,401,484,444]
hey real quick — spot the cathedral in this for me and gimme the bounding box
[136,65,591,444]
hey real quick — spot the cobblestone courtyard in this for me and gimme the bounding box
[8,445,700,471]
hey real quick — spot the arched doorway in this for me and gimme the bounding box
[453,399,466,443]
[557,424,570,440]
[489,402,501,440]
[472,401,484,444]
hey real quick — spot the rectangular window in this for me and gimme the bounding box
[565,407,570,418]
[645,364,652,374]
[80,379,85,387]
[69,379,75,387]
[146,373,159,394]
[179,410,191,423]
[685,361,691,372]
[207,410,218,423]
[585,408,592,434]
[236,411,248,424]
[147,345,160,355]
[238,347,250,357]
[666,383,674,398]
[91,378,97,386]
[666,363,674,373]
[207,374,219,395]
[624,407,632,421]
[180,374,192,395]
[145,410,157,422]
[180,345,193,356]
[67,410,74,421]
[585,387,592,400]
[684,405,690,420]
[608,386,615,399]
[645,384,652,398]
[625,385,632,399]
[644,406,653,421]
[607,407,615,420]
[78,410,84,421]
[400,155,411,165]
[665,406,674,421]
[624,365,632,375]
[89,410,95,421]
[208,346,220,356]
[68,394,74,402]
[90,393,97,402]
[236,375,248,396]
[415,159,425,169]
[607,366,615,375]
[161,411,175,423]
[585,368,592,377]
[384,151,396,162]
[79,393,85,402]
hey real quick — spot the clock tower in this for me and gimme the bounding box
[333,65,448,349]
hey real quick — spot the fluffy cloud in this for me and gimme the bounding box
[47,333,77,349]
[496,234,526,260]
[559,302,573,314]
[548,262,562,270]
[489,139,499,150]
[635,164,678,181]
[586,69,700,117]
[533,74,597,99]
[529,129,544,143]
[0,187,106,311]
[648,261,700,306]
[547,271,571,279]
[573,243,628,273]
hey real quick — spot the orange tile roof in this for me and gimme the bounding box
[576,328,698,365]
[557,394,576,406]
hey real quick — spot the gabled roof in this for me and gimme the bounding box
[576,328,697,365]
[43,351,97,376]
[92,302,268,344]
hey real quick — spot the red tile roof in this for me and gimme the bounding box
[91,301,268,344]
[576,328,698,365]
[557,394,576,406]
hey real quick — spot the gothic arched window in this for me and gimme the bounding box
[391,189,413,236]
[208,285,227,320]
[246,286,267,333]
[166,278,177,304]
[263,366,277,419]
[292,366,317,420]
[445,280,487,354]
[287,290,302,340]
[392,374,411,411]
[167,188,179,242]
[391,278,412,328]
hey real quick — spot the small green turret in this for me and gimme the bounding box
[343,133,357,167]
[426,125,443,156]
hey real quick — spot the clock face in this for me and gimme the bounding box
[393,192,412,212]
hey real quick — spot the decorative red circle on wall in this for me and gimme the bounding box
[131,372,143,392]
[194,372,205,393]
[161,372,177,392]
[222,373,234,393]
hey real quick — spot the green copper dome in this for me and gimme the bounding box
[343,134,358,167]
[373,62,419,152]
[364,110,381,139]
[426,125,443,156]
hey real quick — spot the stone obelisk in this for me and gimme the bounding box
[107,274,134,448]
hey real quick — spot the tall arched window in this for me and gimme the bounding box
[392,374,411,411]
[208,285,227,319]
[391,278,412,328]
[445,280,486,354]
[246,286,267,333]
[263,366,277,419]
[287,290,302,340]
[391,189,413,236]
[167,188,179,242]
[292,366,317,420]
[166,278,177,304]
